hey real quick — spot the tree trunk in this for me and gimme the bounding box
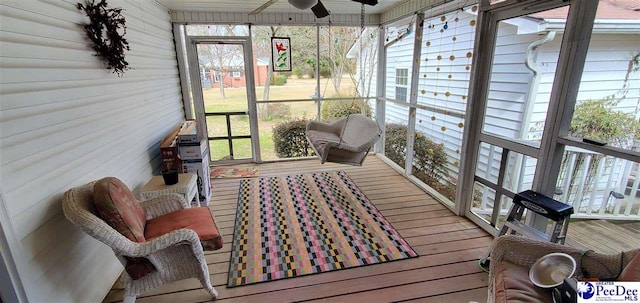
[218,69,226,98]
[263,63,274,101]
[332,64,343,93]
[364,38,378,98]
[260,62,274,119]
[259,26,280,119]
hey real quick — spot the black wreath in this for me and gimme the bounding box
[77,0,130,76]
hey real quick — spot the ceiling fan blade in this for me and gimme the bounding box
[311,0,329,18]
[249,0,280,15]
[352,0,378,5]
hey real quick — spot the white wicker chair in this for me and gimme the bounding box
[62,181,218,303]
[306,114,381,166]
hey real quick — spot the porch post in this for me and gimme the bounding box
[173,24,194,119]
[245,26,262,163]
[534,0,599,194]
[316,25,321,121]
[456,0,498,217]
[530,0,599,229]
[375,25,386,154]
[405,13,425,175]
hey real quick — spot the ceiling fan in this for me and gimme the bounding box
[249,0,378,19]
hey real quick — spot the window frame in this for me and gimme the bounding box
[395,68,409,101]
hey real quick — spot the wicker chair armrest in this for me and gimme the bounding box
[490,235,636,281]
[306,118,346,135]
[112,228,203,258]
[140,193,189,219]
[490,236,580,273]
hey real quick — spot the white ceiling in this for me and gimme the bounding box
[154,0,407,15]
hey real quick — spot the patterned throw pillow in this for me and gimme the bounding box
[94,177,153,279]
[94,177,147,242]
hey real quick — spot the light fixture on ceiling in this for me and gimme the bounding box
[288,0,318,10]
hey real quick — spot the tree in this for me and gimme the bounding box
[253,26,280,101]
[288,27,317,78]
[252,26,318,120]
[570,98,640,148]
[320,27,358,94]
[354,28,379,98]
[252,26,281,119]
[187,25,247,98]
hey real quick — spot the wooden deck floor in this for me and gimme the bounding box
[103,155,492,303]
[566,219,640,255]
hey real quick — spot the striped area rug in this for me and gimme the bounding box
[227,170,418,287]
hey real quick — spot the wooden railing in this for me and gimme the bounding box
[472,147,640,221]
[554,148,639,220]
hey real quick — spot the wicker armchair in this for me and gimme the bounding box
[306,114,381,166]
[488,235,639,303]
[62,181,218,303]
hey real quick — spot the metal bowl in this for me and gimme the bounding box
[529,253,576,288]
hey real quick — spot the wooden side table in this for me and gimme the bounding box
[140,173,199,207]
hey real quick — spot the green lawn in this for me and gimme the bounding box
[203,78,356,160]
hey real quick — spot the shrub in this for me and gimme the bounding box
[321,98,372,121]
[262,103,291,121]
[319,66,332,78]
[570,97,640,148]
[270,74,288,86]
[383,123,408,168]
[384,123,452,199]
[292,67,303,78]
[272,119,315,158]
[280,71,292,78]
[412,132,449,190]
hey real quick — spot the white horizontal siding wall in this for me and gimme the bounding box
[475,23,539,195]
[415,10,477,178]
[525,32,640,206]
[530,32,640,139]
[483,23,537,139]
[0,0,183,302]
[382,11,534,186]
[384,18,416,105]
[384,26,414,132]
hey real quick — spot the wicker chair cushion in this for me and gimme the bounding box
[619,251,640,281]
[306,130,341,155]
[145,207,223,251]
[93,177,147,242]
[494,260,552,303]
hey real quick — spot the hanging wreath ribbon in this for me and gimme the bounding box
[77,0,131,76]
